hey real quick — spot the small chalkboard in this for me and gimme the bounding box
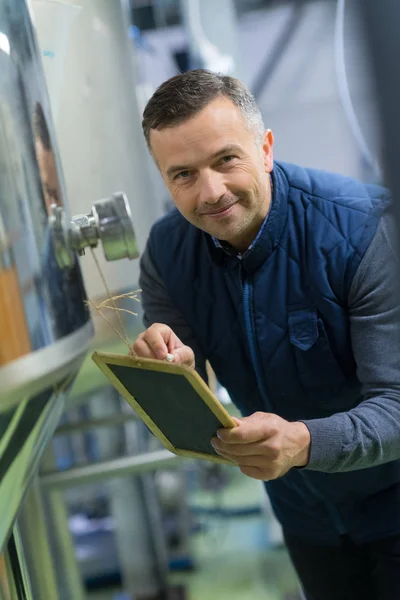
[91,352,237,464]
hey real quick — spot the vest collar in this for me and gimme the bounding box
[206,163,289,273]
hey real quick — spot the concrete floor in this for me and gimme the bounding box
[166,519,300,600]
[87,470,301,600]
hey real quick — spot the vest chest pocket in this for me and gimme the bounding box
[288,308,346,396]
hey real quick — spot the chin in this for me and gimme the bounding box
[194,215,240,243]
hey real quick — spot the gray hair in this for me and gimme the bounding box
[142,69,265,149]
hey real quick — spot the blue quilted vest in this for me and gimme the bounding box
[148,161,398,544]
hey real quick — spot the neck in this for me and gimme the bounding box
[231,224,263,253]
[229,176,272,252]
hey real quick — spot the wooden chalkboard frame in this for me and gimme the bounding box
[91,351,237,464]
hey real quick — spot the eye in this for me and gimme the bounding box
[219,155,236,164]
[175,170,191,180]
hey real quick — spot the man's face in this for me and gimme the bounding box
[150,97,274,251]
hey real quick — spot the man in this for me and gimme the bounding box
[133,69,400,599]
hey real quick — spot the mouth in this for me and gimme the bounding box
[201,202,237,218]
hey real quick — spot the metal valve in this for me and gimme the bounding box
[50,192,139,269]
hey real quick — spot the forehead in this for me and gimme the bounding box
[150,97,254,172]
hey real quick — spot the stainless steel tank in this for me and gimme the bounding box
[0,0,137,568]
[0,0,91,563]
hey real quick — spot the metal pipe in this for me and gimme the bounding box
[11,525,34,600]
[335,0,380,179]
[252,1,306,100]
[16,480,60,600]
[357,0,400,238]
[54,412,138,436]
[181,0,237,74]
[38,446,86,600]
[1,530,36,600]
[3,540,22,600]
[46,490,86,600]
[40,449,184,490]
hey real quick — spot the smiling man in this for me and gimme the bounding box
[154,95,273,252]
[133,69,400,599]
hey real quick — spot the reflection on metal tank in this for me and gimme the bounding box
[0,0,93,552]
[35,0,164,301]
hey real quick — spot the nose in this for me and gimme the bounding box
[197,170,227,206]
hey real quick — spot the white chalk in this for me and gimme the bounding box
[166,353,175,363]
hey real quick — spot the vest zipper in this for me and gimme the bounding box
[241,268,347,536]
[242,273,269,404]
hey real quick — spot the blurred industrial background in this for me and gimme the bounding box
[0,0,387,599]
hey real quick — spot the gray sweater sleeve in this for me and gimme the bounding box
[303,213,400,472]
[139,244,208,381]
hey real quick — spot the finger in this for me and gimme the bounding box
[218,413,280,444]
[132,337,157,359]
[213,449,266,468]
[217,414,271,444]
[171,345,195,368]
[212,438,266,457]
[144,324,172,359]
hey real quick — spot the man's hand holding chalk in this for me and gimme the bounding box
[132,323,195,369]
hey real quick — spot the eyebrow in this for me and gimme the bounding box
[166,144,242,179]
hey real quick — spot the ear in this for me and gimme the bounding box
[262,129,274,173]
